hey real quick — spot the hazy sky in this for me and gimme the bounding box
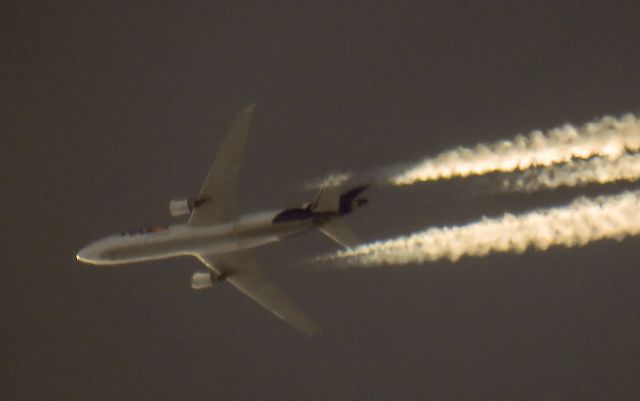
[4,2,640,400]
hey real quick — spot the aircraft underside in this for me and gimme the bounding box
[77,104,369,335]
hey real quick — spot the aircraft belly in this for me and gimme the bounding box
[239,218,318,237]
[102,231,231,262]
[193,234,281,255]
[98,219,316,264]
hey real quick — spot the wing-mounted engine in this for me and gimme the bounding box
[169,198,208,217]
[190,271,227,290]
[169,199,195,217]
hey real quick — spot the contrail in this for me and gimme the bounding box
[322,190,640,266]
[304,114,640,189]
[500,153,640,192]
[391,114,640,185]
[304,172,352,190]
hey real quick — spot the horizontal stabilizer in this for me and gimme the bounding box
[319,219,360,249]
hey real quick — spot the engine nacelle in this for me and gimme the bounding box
[190,271,226,290]
[169,199,195,217]
[191,272,212,289]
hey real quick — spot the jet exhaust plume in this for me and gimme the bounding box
[391,114,640,185]
[500,153,640,192]
[303,115,640,190]
[304,173,352,190]
[322,190,640,266]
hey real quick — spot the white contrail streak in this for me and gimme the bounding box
[323,190,640,266]
[304,172,352,190]
[501,153,640,192]
[391,114,640,185]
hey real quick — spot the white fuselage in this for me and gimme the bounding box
[76,210,329,265]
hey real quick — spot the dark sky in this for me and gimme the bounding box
[4,2,640,400]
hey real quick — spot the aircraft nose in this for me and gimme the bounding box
[76,243,101,264]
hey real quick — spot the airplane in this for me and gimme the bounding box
[76,104,369,335]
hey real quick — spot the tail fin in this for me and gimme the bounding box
[337,185,369,215]
[312,184,369,249]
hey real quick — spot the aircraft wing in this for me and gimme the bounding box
[196,251,318,336]
[188,103,256,226]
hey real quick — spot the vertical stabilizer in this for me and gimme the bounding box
[313,185,369,249]
[311,184,369,214]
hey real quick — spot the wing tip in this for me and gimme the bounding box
[301,322,322,337]
[275,310,320,337]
